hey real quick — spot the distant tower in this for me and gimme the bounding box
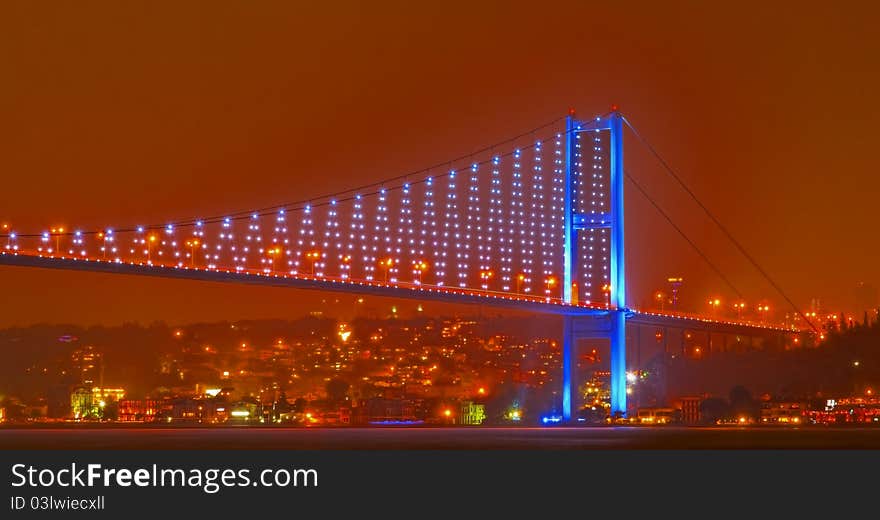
[667,277,683,309]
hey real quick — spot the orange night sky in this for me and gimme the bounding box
[1,2,878,326]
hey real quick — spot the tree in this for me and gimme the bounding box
[325,378,350,403]
[483,382,524,425]
[101,400,119,421]
[0,398,26,422]
[274,392,291,414]
[728,385,760,420]
[699,397,730,424]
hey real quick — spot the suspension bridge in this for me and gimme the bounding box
[0,108,805,421]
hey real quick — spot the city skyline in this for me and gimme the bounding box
[2,309,877,427]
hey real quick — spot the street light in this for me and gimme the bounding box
[50,227,65,253]
[185,239,200,267]
[380,257,394,283]
[733,302,746,320]
[305,250,321,275]
[545,276,557,297]
[340,254,352,278]
[267,247,282,273]
[708,298,721,316]
[147,234,158,263]
[480,270,494,290]
[413,260,429,284]
[3,224,15,251]
[97,231,106,259]
[757,304,770,323]
[516,273,526,293]
[655,291,666,311]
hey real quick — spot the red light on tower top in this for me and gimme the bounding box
[610,104,619,112]
[568,107,576,116]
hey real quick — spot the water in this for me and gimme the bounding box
[2,425,879,449]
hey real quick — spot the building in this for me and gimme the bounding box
[319,408,351,426]
[760,402,804,424]
[170,398,201,421]
[808,398,880,425]
[459,401,486,425]
[353,398,419,425]
[678,396,702,425]
[118,400,159,422]
[92,387,125,405]
[227,400,260,422]
[635,407,679,424]
[70,386,93,419]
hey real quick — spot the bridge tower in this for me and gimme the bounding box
[561,109,627,421]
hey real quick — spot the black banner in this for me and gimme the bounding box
[1,450,876,516]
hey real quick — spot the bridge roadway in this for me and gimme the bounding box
[0,252,795,336]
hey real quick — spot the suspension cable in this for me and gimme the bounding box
[625,169,745,300]
[1,115,579,238]
[622,115,817,334]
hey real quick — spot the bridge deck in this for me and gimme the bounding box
[0,252,603,316]
[0,252,797,334]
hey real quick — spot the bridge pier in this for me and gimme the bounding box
[662,326,669,353]
[562,316,574,422]
[561,311,627,422]
[609,310,627,417]
[561,110,627,423]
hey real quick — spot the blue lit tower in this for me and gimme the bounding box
[561,108,627,421]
